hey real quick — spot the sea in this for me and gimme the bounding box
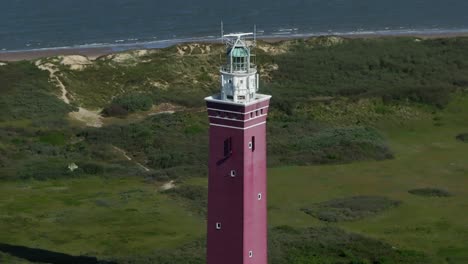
[2,0,468,52]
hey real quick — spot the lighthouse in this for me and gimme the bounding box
[205,33,271,264]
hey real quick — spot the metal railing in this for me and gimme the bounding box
[220,64,257,73]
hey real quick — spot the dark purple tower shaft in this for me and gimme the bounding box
[206,98,270,264]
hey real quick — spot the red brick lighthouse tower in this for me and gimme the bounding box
[205,32,271,264]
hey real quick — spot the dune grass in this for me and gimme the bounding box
[1,37,468,263]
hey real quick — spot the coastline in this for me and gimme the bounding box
[2,31,468,62]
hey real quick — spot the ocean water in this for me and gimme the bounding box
[1,0,468,51]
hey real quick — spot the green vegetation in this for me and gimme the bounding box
[0,61,74,125]
[103,92,153,117]
[301,196,401,222]
[1,36,468,263]
[162,185,208,216]
[456,133,468,142]
[269,226,431,264]
[260,37,468,109]
[408,188,453,197]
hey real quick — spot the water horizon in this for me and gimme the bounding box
[2,0,468,53]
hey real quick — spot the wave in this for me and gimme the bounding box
[2,27,468,53]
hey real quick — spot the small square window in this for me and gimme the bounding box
[230,170,236,177]
[258,193,262,200]
[248,142,253,149]
[249,251,253,258]
[216,222,222,230]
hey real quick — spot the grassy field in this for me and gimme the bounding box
[1,36,468,263]
[0,177,205,258]
[0,96,466,263]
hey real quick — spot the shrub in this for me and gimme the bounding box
[79,162,105,175]
[109,92,153,114]
[301,196,401,222]
[18,159,74,180]
[101,104,129,117]
[408,188,452,197]
[456,133,468,142]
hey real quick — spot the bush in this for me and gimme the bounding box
[79,162,105,175]
[107,92,153,115]
[456,133,468,142]
[101,104,129,117]
[301,196,401,222]
[408,188,452,197]
[269,226,431,264]
[268,125,394,166]
[18,159,74,180]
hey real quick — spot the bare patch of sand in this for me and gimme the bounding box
[149,80,169,90]
[313,36,344,47]
[148,103,181,116]
[260,63,279,81]
[60,55,92,71]
[103,49,155,65]
[160,181,176,191]
[69,107,103,128]
[258,42,289,55]
[176,43,213,56]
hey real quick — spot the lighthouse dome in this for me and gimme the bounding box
[228,46,249,57]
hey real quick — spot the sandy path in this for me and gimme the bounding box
[113,146,151,172]
[35,59,103,127]
[35,61,71,104]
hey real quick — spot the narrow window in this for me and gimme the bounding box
[258,193,262,200]
[261,109,264,115]
[216,222,222,230]
[250,112,253,118]
[224,137,232,157]
[251,136,255,152]
[249,251,253,258]
[256,110,259,116]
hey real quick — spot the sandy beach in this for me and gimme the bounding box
[2,32,468,62]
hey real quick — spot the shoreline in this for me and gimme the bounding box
[2,31,468,62]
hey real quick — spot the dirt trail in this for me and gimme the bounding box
[113,146,151,172]
[35,61,71,104]
[35,59,103,127]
